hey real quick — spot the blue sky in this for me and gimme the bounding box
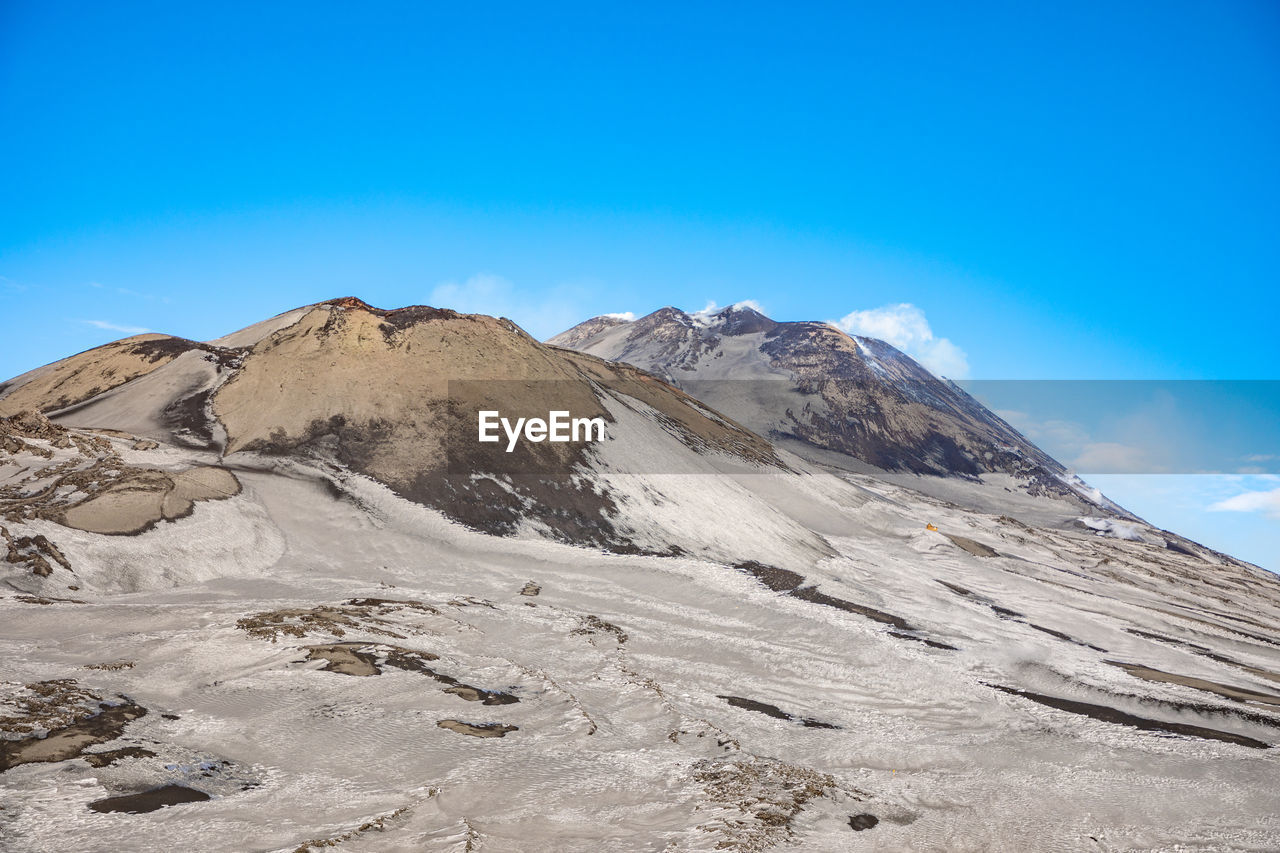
[1,1,1276,567]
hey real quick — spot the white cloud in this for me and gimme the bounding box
[686,298,766,320]
[1071,442,1162,474]
[992,409,1177,474]
[430,273,509,313]
[996,410,1091,451]
[81,319,151,335]
[602,312,635,321]
[89,281,167,302]
[690,300,719,321]
[834,303,969,378]
[998,409,1169,474]
[428,273,589,341]
[1209,487,1280,519]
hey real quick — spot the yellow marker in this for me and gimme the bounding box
[926,523,938,532]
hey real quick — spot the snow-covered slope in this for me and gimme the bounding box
[2,299,1279,852]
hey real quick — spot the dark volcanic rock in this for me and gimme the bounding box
[88,785,210,814]
[848,813,879,831]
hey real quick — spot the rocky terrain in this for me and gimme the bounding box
[1,298,1278,852]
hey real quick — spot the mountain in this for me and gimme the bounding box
[3,298,1279,852]
[549,303,1124,517]
[0,297,821,564]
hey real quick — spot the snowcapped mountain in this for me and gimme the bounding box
[549,303,1124,515]
[3,298,1279,852]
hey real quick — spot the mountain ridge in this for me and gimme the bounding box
[1,297,828,563]
[550,303,1126,517]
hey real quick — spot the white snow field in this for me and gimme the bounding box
[3,437,1280,852]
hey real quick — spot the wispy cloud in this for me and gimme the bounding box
[1071,441,1161,474]
[81,319,152,335]
[996,410,1091,449]
[601,312,636,321]
[429,273,590,340]
[1209,486,1280,519]
[999,408,1159,474]
[690,299,720,321]
[88,281,170,304]
[833,303,969,378]
[994,392,1191,474]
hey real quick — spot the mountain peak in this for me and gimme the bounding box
[550,305,1120,512]
[2,298,787,554]
[705,302,777,335]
